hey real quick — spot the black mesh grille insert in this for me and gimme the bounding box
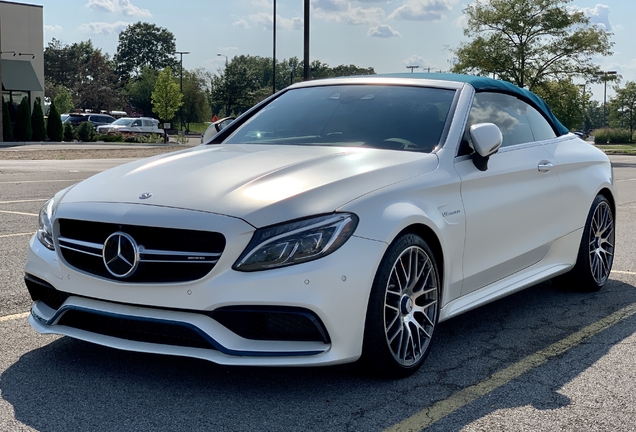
[210,306,330,343]
[58,310,216,350]
[25,274,71,310]
[58,219,226,283]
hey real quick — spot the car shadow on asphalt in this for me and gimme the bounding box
[2,278,636,432]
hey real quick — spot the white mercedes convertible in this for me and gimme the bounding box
[25,74,615,377]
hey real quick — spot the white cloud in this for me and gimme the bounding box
[86,0,151,17]
[570,4,612,31]
[79,21,131,35]
[233,12,303,31]
[251,0,271,8]
[402,55,438,71]
[368,24,401,38]
[218,46,239,52]
[389,0,458,21]
[44,25,63,33]
[313,0,385,25]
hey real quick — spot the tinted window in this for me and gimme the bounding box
[468,93,535,147]
[132,120,142,127]
[225,85,456,153]
[527,106,556,141]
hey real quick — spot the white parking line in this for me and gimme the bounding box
[0,199,48,204]
[0,210,38,217]
[0,179,83,184]
[0,232,33,239]
[0,312,29,323]
[386,302,636,431]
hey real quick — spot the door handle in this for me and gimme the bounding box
[538,161,554,173]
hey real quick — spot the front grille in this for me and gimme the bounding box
[57,219,226,283]
[58,309,216,350]
[210,306,331,343]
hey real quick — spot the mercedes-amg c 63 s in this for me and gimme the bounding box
[25,74,615,377]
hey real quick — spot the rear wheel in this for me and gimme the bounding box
[555,194,615,291]
[361,233,440,378]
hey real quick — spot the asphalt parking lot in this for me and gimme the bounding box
[1,152,636,431]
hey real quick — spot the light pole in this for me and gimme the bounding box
[217,53,228,67]
[603,71,617,129]
[217,54,229,117]
[273,0,276,94]
[303,0,310,81]
[406,65,420,73]
[175,51,190,133]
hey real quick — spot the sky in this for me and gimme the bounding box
[19,0,636,101]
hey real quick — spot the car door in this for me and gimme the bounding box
[454,92,562,294]
[131,119,143,132]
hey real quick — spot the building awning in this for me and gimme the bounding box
[1,59,43,92]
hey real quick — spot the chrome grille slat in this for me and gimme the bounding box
[57,219,226,283]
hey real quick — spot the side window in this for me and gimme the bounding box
[468,93,535,148]
[527,106,557,141]
[132,120,142,127]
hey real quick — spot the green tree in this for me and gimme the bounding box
[31,97,47,141]
[609,81,636,135]
[451,0,613,90]
[126,66,159,117]
[53,87,75,115]
[182,68,212,127]
[77,51,124,112]
[76,121,96,142]
[533,80,587,130]
[47,101,64,141]
[63,122,75,141]
[2,98,13,141]
[14,97,32,141]
[115,22,178,81]
[152,67,182,122]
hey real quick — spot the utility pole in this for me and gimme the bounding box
[303,0,310,81]
[175,51,190,133]
[273,0,276,94]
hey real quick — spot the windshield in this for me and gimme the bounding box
[112,118,134,126]
[224,85,456,152]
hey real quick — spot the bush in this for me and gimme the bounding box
[47,102,64,141]
[593,128,632,144]
[96,133,124,142]
[14,97,32,141]
[76,121,96,142]
[2,98,12,141]
[31,97,47,141]
[63,122,75,141]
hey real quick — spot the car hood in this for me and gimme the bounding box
[60,144,439,227]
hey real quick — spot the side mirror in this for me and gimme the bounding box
[469,123,502,171]
[215,117,235,133]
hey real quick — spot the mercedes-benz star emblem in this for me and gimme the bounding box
[139,192,153,199]
[102,232,140,278]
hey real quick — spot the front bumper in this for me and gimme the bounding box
[24,205,386,366]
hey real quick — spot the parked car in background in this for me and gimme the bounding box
[96,117,164,136]
[26,74,615,378]
[201,117,235,143]
[61,113,116,129]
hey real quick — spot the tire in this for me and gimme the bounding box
[554,194,615,291]
[361,233,440,378]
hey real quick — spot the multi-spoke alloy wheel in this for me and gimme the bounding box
[384,246,438,367]
[362,233,440,377]
[554,194,615,292]
[588,200,615,285]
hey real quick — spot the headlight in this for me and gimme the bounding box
[233,213,359,272]
[37,198,55,250]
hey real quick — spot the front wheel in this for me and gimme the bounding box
[555,194,615,291]
[361,233,440,378]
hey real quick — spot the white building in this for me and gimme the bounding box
[1,0,44,140]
